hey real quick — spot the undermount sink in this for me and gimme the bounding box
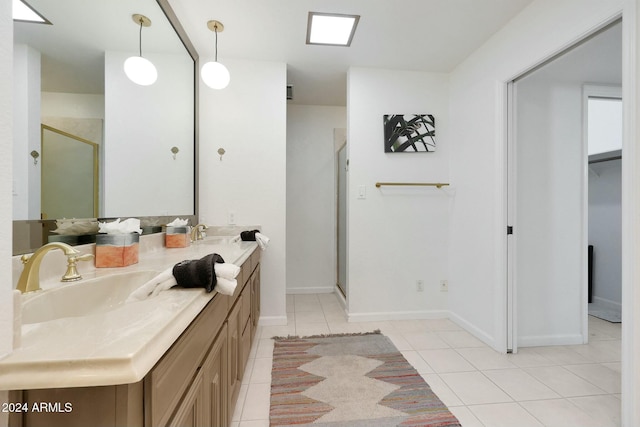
[200,236,237,244]
[21,270,161,324]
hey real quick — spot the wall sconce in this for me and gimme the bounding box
[217,148,226,161]
[124,14,158,86]
[30,150,39,165]
[201,20,230,89]
[171,146,179,160]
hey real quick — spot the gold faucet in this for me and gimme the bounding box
[190,223,209,242]
[16,242,92,293]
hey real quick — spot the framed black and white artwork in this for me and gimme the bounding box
[383,114,436,153]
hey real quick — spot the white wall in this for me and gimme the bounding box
[589,159,622,306]
[199,58,287,325]
[1,0,14,423]
[104,51,194,217]
[515,78,584,346]
[448,0,623,351]
[347,68,450,320]
[286,105,346,294]
[12,44,40,220]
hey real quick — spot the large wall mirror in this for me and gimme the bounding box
[12,0,197,254]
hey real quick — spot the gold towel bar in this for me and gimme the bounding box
[375,182,450,189]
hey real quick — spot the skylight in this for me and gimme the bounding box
[12,0,51,24]
[306,12,359,47]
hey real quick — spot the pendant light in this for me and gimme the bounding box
[201,20,230,90]
[124,14,158,86]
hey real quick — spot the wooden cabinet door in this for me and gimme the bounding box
[227,301,241,414]
[203,324,228,427]
[251,265,261,332]
[168,371,205,427]
[241,320,251,375]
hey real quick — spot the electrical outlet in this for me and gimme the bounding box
[228,211,236,225]
[440,280,449,292]
[416,280,424,292]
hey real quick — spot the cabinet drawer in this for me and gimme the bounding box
[145,294,227,427]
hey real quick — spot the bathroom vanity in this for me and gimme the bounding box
[4,238,261,427]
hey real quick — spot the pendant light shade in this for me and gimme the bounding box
[124,14,157,86]
[201,61,230,89]
[201,20,230,89]
[124,56,157,86]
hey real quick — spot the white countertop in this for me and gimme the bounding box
[0,235,258,390]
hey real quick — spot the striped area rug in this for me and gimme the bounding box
[270,331,461,426]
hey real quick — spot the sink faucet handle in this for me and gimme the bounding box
[190,223,209,242]
[20,254,32,265]
[62,253,95,282]
[74,254,95,262]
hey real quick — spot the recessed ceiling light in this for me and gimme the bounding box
[12,0,51,24]
[306,12,359,47]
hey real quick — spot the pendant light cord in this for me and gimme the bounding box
[214,25,219,62]
[138,19,143,57]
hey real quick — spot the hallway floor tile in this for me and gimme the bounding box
[230,293,621,427]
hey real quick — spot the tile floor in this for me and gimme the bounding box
[231,293,622,427]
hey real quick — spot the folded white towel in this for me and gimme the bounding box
[214,263,241,280]
[255,232,270,250]
[126,268,176,302]
[150,277,178,297]
[215,277,237,295]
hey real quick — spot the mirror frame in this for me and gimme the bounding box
[12,0,200,255]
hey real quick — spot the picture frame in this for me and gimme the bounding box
[383,114,436,153]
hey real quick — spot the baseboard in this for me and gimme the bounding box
[334,285,346,309]
[347,310,449,323]
[257,315,288,326]
[592,296,622,311]
[286,287,335,294]
[448,311,497,349]
[518,334,585,347]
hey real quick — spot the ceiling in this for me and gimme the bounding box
[13,0,537,104]
[13,0,187,94]
[168,0,535,106]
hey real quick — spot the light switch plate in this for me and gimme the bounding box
[357,185,366,199]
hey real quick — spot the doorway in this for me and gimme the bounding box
[507,21,622,351]
[586,89,622,323]
[41,124,98,219]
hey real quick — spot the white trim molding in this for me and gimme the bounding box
[622,1,640,425]
[449,311,498,351]
[286,287,335,295]
[518,334,585,348]
[257,315,288,327]
[348,310,449,323]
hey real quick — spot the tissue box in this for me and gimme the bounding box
[165,226,190,248]
[95,233,139,268]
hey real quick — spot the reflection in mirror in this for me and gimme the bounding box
[12,0,197,254]
[41,124,98,219]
